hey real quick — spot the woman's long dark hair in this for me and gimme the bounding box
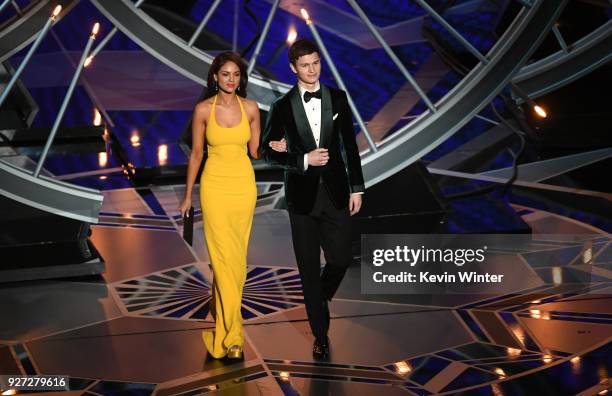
[202,51,248,100]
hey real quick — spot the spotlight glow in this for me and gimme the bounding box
[52,5,62,17]
[98,152,108,167]
[394,361,412,375]
[491,383,505,396]
[552,267,562,286]
[130,132,140,147]
[534,104,547,118]
[158,144,168,165]
[300,8,310,21]
[84,56,93,68]
[102,128,110,143]
[287,28,297,45]
[279,371,290,381]
[510,325,525,347]
[92,22,100,36]
[93,108,102,126]
[507,347,521,358]
[494,367,506,378]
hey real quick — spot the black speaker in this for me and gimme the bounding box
[0,195,105,282]
[352,161,448,241]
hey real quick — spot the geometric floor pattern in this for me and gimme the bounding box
[112,265,303,321]
[1,185,610,395]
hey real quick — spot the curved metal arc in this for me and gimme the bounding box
[0,160,103,223]
[89,0,291,110]
[360,0,568,188]
[512,19,612,103]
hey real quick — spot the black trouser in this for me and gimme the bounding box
[289,182,352,341]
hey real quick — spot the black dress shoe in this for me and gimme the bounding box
[313,337,329,360]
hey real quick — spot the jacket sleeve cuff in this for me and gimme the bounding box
[350,184,365,193]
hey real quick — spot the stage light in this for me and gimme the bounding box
[52,5,62,18]
[533,104,547,118]
[99,175,107,180]
[84,56,93,68]
[552,267,562,286]
[570,356,581,374]
[529,309,541,319]
[300,8,311,23]
[491,383,505,396]
[599,390,608,395]
[287,28,297,45]
[98,152,108,167]
[507,347,521,357]
[91,22,100,37]
[158,144,168,165]
[530,299,541,304]
[583,247,592,264]
[131,131,141,147]
[542,354,552,363]
[93,108,102,126]
[510,82,548,119]
[279,371,290,381]
[494,367,506,378]
[510,325,525,346]
[394,361,412,375]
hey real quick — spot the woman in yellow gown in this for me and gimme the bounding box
[179,52,285,359]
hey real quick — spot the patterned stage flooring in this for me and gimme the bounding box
[0,183,610,395]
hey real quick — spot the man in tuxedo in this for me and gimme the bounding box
[261,39,364,359]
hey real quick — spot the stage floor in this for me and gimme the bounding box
[0,183,610,395]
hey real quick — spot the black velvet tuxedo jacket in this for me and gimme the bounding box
[261,84,365,215]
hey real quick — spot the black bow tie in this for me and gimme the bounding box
[303,89,322,103]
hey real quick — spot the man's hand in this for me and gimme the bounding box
[307,148,329,166]
[349,193,362,216]
[269,138,287,152]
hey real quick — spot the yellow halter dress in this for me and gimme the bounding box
[200,95,256,358]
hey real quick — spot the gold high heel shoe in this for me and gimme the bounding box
[227,345,243,359]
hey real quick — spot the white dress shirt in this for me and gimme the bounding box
[298,82,321,170]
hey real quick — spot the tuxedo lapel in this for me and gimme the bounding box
[289,86,317,149]
[320,85,333,149]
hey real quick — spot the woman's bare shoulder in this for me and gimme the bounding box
[242,98,260,114]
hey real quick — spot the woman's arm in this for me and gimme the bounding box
[179,101,209,216]
[246,99,261,159]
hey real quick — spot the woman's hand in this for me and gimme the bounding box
[269,138,287,152]
[179,196,192,218]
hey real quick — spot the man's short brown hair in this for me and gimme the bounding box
[288,39,320,65]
